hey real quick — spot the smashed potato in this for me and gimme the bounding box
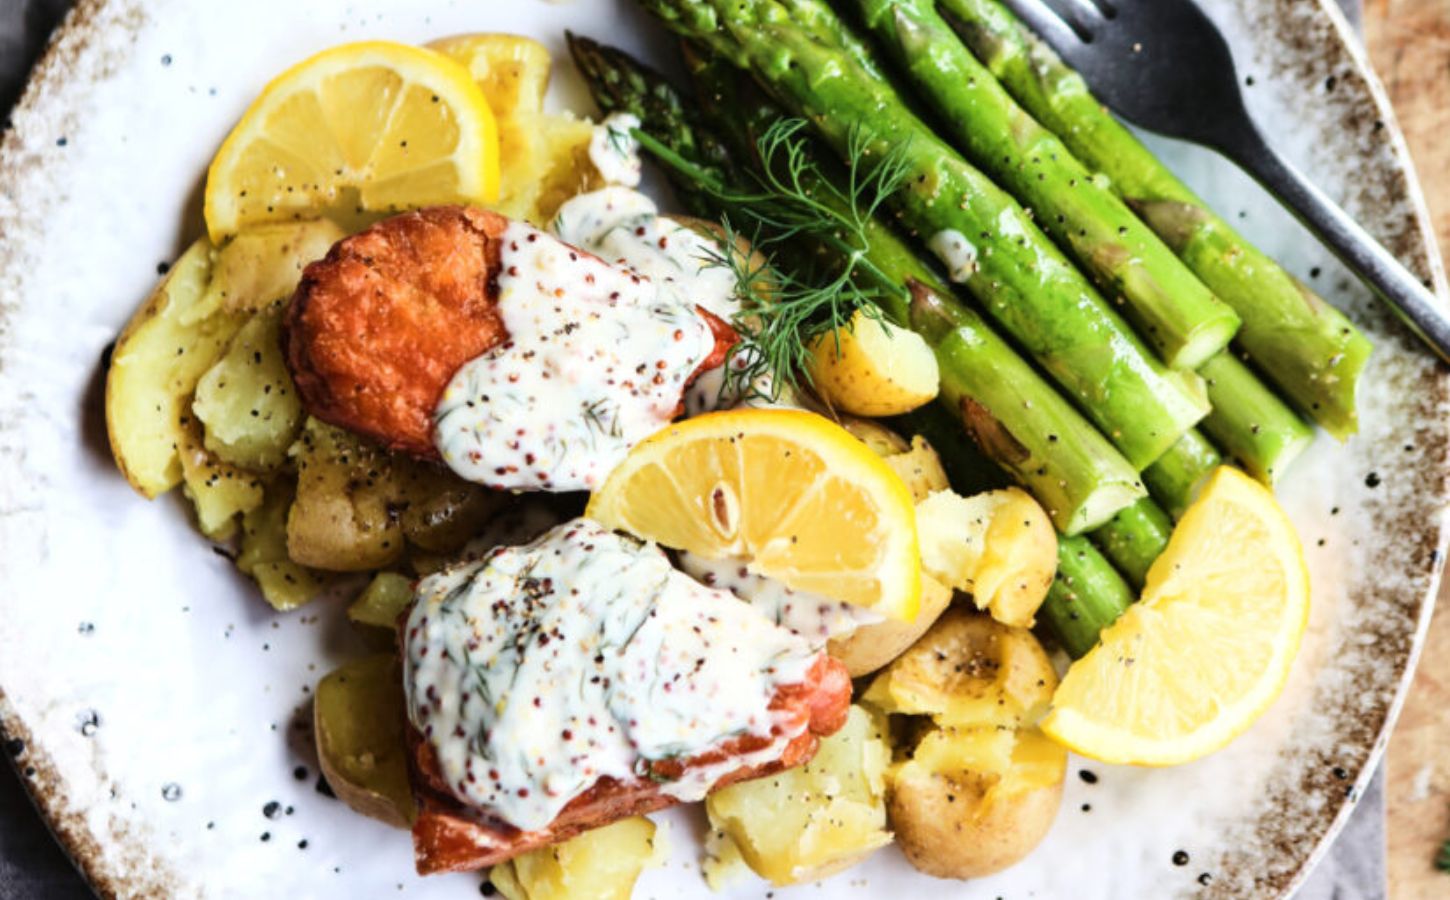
[841,416,911,457]
[315,654,416,829]
[808,310,940,417]
[237,478,332,611]
[287,419,502,571]
[490,816,663,900]
[864,608,1056,729]
[867,612,1065,879]
[177,420,264,540]
[196,219,345,320]
[829,572,952,678]
[889,727,1066,879]
[106,239,235,498]
[915,487,1057,627]
[885,435,951,503]
[347,572,414,630]
[192,305,302,472]
[704,705,892,886]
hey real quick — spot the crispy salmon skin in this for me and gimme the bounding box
[285,205,738,461]
[285,206,510,457]
[408,653,852,875]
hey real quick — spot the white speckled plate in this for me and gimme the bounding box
[0,0,1445,897]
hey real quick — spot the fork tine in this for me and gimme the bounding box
[997,0,1085,50]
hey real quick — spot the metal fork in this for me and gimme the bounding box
[1000,0,1450,363]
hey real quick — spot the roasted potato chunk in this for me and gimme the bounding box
[106,239,235,498]
[863,609,1056,729]
[106,220,344,499]
[197,219,345,319]
[889,727,1066,879]
[347,572,414,630]
[177,420,265,540]
[288,418,502,572]
[236,477,331,611]
[840,416,911,457]
[829,573,952,678]
[885,436,951,503]
[868,613,1065,878]
[915,487,1057,627]
[807,310,939,417]
[426,36,556,223]
[192,305,303,472]
[490,816,662,900]
[703,705,892,887]
[315,654,416,829]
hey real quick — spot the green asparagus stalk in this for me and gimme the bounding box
[1199,353,1315,484]
[632,0,1210,470]
[788,0,1311,486]
[1142,430,1222,520]
[896,401,1135,656]
[576,32,1155,650]
[940,0,1372,440]
[565,30,738,219]
[1045,537,1137,658]
[571,33,1147,533]
[838,0,1239,370]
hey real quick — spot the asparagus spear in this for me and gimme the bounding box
[940,0,1372,440]
[570,33,1146,533]
[838,0,1238,370]
[783,0,1311,486]
[1199,353,1314,484]
[900,404,1133,656]
[565,30,737,219]
[631,0,1210,471]
[1142,430,1221,520]
[575,32,1161,650]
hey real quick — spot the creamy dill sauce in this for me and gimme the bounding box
[433,220,716,492]
[403,519,818,831]
[554,186,741,322]
[433,114,746,491]
[587,113,644,189]
[928,228,980,282]
[678,551,882,641]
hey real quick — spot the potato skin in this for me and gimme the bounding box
[106,239,229,498]
[888,759,1064,879]
[315,654,417,829]
[829,573,952,678]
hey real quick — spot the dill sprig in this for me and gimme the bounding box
[634,118,911,397]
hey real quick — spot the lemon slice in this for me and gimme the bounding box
[1042,466,1309,765]
[587,409,921,621]
[204,41,499,241]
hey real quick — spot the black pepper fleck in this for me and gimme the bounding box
[1365,472,1381,488]
[263,801,282,819]
[1078,769,1098,784]
[161,783,183,802]
[1172,850,1190,866]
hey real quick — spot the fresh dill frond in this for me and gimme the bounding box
[650,117,912,397]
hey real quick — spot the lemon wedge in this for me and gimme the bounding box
[587,409,921,621]
[204,41,499,240]
[1042,466,1310,765]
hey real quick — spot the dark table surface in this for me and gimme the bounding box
[0,0,1390,897]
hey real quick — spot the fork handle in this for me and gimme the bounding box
[1222,125,1450,364]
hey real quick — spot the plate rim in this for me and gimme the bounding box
[0,0,1443,897]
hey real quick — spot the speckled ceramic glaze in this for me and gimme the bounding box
[0,0,1444,897]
